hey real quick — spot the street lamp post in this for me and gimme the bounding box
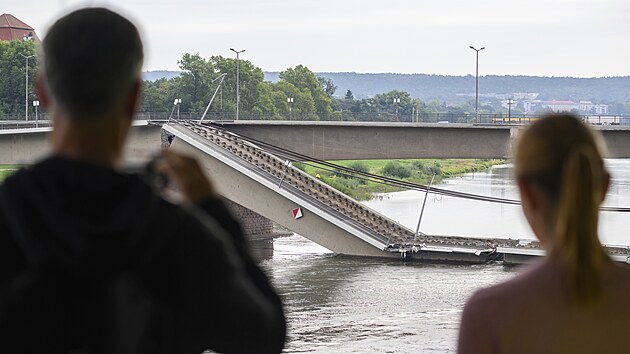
[506,98,514,123]
[469,46,485,124]
[20,54,35,120]
[393,97,400,120]
[33,100,40,127]
[168,98,182,122]
[287,97,294,119]
[230,48,246,120]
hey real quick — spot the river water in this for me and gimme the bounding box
[255,160,630,353]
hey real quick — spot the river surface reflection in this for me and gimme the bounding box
[259,236,513,353]
[255,160,630,352]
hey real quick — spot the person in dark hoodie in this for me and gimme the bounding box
[0,7,285,354]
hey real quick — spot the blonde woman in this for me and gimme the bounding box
[458,114,630,354]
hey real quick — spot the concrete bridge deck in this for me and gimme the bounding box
[165,121,630,264]
[212,120,630,159]
[3,120,630,264]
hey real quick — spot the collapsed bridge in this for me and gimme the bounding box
[163,121,630,265]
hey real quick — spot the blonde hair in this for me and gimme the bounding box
[514,114,609,305]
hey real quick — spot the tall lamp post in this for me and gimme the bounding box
[287,97,294,119]
[469,46,485,124]
[230,48,246,120]
[506,98,514,122]
[20,54,35,120]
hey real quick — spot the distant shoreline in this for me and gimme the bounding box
[143,70,630,103]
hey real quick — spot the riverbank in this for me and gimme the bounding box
[0,165,20,182]
[296,159,504,200]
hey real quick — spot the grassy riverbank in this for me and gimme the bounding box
[296,159,504,200]
[1,160,504,200]
[0,165,21,182]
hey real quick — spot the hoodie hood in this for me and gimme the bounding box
[0,157,162,277]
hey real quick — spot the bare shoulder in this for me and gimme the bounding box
[604,262,630,294]
[467,258,556,307]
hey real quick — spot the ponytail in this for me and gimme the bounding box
[552,145,606,305]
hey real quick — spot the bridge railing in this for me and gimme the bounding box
[139,112,630,125]
[2,111,628,126]
[177,121,538,251]
[178,120,415,245]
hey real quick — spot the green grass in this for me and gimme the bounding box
[296,159,504,200]
[0,165,21,182]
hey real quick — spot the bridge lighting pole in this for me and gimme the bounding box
[469,46,485,124]
[20,54,35,121]
[168,98,182,122]
[33,100,39,127]
[506,98,514,122]
[393,97,400,120]
[287,97,294,119]
[230,48,246,120]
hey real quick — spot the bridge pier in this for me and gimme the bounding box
[225,199,291,240]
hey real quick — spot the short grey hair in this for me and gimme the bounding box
[42,8,144,119]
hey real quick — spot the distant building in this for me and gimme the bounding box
[540,100,609,114]
[542,100,580,112]
[0,13,39,41]
[579,100,609,114]
[523,100,542,113]
[512,92,539,100]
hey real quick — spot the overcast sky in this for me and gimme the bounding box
[5,0,629,77]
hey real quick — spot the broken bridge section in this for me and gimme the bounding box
[163,120,531,263]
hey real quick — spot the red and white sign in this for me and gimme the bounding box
[292,207,303,219]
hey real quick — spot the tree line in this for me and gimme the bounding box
[139,53,477,122]
[2,41,628,120]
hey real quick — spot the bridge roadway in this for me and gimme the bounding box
[3,119,630,163]
[211,120,630,159]
[165,121,630,264]
[0,120,163,164]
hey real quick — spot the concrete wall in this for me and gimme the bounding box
[4,122,630,164]
[0,128,51,164]
[600,130,630,158]
[214,121,514,160]
[214,121,630,159]
[0,123,163,165]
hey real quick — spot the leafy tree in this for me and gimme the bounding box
[211,55,265,116]
[345,90,354,101]
[140,78,180,114]
[270,80,317,119]
[0,39,38,117]
[177,53,216,112]
[280,65,332,115]
[317,76,337,98]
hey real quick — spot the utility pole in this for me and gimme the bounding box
[230,48,246,120]
[20,54,35,120]
[469,46,485,124]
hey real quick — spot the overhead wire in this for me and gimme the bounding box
[208,122,630,213]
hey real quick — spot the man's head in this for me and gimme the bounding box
[41,8,143,119]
